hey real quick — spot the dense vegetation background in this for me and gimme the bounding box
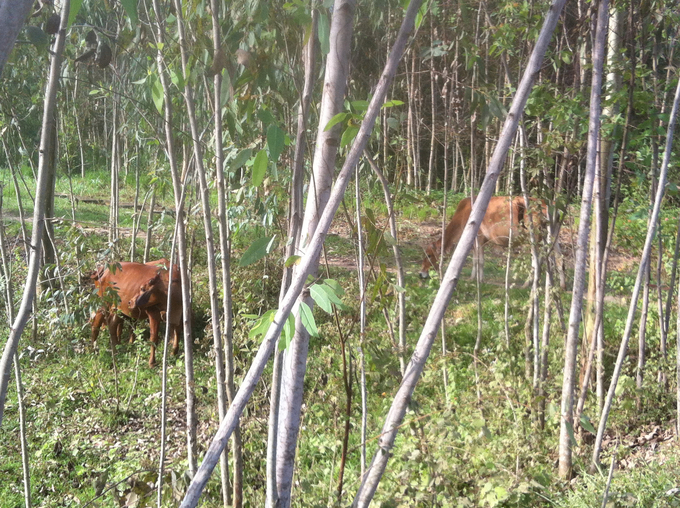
[0,0,680,506]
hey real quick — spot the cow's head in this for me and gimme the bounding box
[129,273,162,310]
[419,240,441,279]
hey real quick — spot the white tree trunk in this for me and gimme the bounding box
[557,0,609,479]
[591,66,680,470]
[275,1,355,506]
[0,0,70,425]
[354,0,568,503]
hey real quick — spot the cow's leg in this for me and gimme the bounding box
[146,308,161,367]
[91,309,106,347]
[106,312,123,346]
[171,324,181,356]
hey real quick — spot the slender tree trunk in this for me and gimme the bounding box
[209,0,240,503]
[591,64,680,471]
[143,185,156,263]
[276,2,355,506]
[172,0,224,480]
[557,0,608,479]
[0,192,31,508]
[148,0,196,486]
[364,151,407,374]
[179,0,426,502]
[0,0,70,425]
[354,0,568,502]
[267,11,318,508]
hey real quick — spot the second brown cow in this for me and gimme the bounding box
[91,259,183,367]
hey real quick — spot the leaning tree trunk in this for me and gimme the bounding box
[591,67,680,471]
[178,0,428,503]
[0,0,70,425]
[267,10,318,508]
[275,2,355,506]
[0,0,35,77]
[557,0,608,479]
[354,0,568,503]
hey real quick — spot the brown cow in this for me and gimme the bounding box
[91,259,183,367]
[419,196,548,281]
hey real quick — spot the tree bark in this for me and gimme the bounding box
[557,0,608,479]
[354,0,568,502]
[179,0,424,502]
[275,2,355,506]
[0,0,70,426]
[148,0,196,487]
[591,68,680,470]
[0,0,34,77]
[266,10,318,508]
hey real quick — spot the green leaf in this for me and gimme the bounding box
[239,235,276,267]
[579,414,596,434]
[230,149,252,170]
[340,125,359,148]
[252,149,268,187]
[151,76,163,114]
[324,112,350,132]
[25,27,49,51]
[267,124,285,162]
[351,100,369,112]
[120,0,138,26]
[279,313,295,350]
[318,283,343,306]
[248,309,276,338]
[323,279,344,296]
[68,0,84,27]
[318,12,330,55]
[382,100,405,108]
[299,302,319,337]
[284,255,301,268]
[310,284,332,314]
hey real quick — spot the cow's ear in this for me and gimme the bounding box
[134,287,153,308]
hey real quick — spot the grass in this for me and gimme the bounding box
[0,170,676,507]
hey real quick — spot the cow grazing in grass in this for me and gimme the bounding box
[90,259,183,366]
[420,196,550,282]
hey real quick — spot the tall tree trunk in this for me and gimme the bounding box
[209,0,241,504]
[179,0,425,502]
[276,2,355,506]
[148,0,196,486]
[354,0,568,502]
[591,62,680,471]
[172,0,225,480]
[0,0,70,426]
[557,0,608,479]
[267,10,318,508]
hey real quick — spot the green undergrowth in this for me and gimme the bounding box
[0,172,677,507]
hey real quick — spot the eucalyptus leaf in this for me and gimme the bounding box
[310,284,332,314]
[252,149,268,187]
[267,124,285,162]
[299,302,319,337]
[239,235,276,267]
